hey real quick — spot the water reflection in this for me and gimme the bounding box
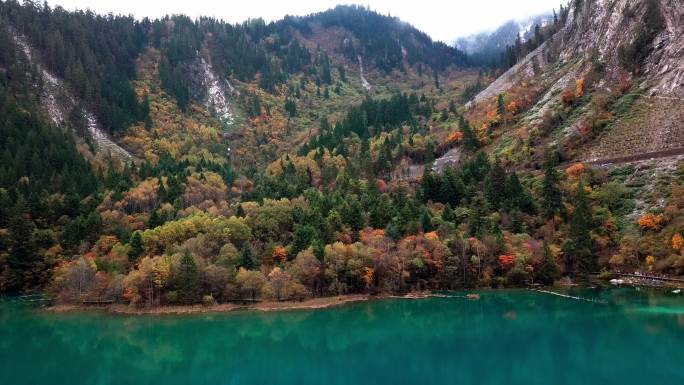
[1,288,683,385]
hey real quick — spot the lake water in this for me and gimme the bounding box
[1,288,683,385]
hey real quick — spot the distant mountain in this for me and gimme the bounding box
[455,13,553,58]
[283,5,470,73]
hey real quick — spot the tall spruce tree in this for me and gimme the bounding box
[128,231,144,262]
[541,151,562,219]
[468,193,489,237]
[177,251,199,304]
[459,116,480,152]
[563,179,595,274]
[484,158,507,210]
[537,242,561,284]
[497,93,506,119]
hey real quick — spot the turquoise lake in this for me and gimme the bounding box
[1,288,683,384]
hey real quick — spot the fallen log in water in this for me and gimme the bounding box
[532,289,608,304]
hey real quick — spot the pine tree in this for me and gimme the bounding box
[128,231,144,261]
[441,203,455,222]
[385,222,402,242]
[421,170,441,202]
[484,158,507,210]
[337,64,346,82]
[537,242,561,285]
[468,193,489,237]
[563,179,595,274]
[420,210,433,232]
[236,204,245,217]
[0,189,12,228]
[460,116,480,151]
[541,151,562,219]
[321,53,332,84]
[7,199,37,289]
[448,100,456,114]
[239,245,258,270]
[505,172,534,213]
[284,98,297,117]
[148,209,163,228]
[440,168,465,206]
[497,93,506,119]
[177,251,199,304]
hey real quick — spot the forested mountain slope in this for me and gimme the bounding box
[0,0,683,305]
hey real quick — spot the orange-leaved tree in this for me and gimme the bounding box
[272,246,288,263]
[498,254,516,270]
[637,213,664,231]
[672,233,683,251]
[565,163,585,179]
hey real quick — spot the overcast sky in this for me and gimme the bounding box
[47,0,562,43]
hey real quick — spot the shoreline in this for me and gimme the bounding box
[41,277,684,315]
[47,294,373,315]
[45,291,469,315]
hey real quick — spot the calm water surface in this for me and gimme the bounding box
[1,287,683,385]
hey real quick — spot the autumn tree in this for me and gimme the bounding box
[267,267,291,300]
[288,248,322,294]
[203,264,230,302]
[235,268,266,301]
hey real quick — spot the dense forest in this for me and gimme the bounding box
[0,0,682,307]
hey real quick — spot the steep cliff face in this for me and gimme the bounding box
[471,0,684,164]
[476,0,682,101]
[556,0,683,97]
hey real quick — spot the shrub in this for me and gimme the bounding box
[561,88,576,106]
[637,213,663,230]
[202,294,216,306]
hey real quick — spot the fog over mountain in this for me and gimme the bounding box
[455,13,554,55]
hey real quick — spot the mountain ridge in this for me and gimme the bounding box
[1,0,683,306]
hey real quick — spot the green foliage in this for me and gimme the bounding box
[541,151,562,219]
[468,193,489,237]
[0,1,149,133]
[460,116,480,152]
[295,5,468,73]
[484,159,507,210]
[563,179,596,274]
[0,0,660,303]
[284,97,297,117]
[177,251,200,304]
[536,242,561,285]
[128,231,144,261]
